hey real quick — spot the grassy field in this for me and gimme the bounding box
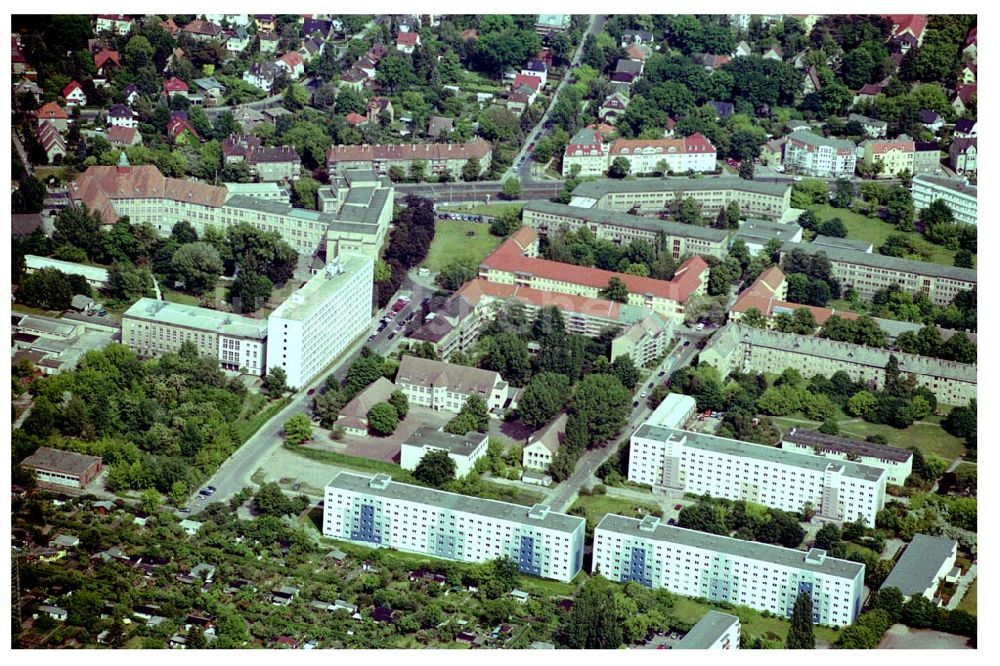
[424,220,503,272]
[570,494,662,532]
[438,202,525,217]
[957,579,977,616]
[671,597,840,645]
[160,288,201,306]
[234,395,291,444]
[771,411,966,461]
[809,204,957,266]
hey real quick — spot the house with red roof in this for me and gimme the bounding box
[36,102,69,132]
[275,52,304,80]
[160,17,180,36]
[11,36,36,78]
[562,127,608,177]
[478,227,708,322]
[62,81,87,107]
[36,123,67,163]
[952,83,977,116]
[396,32,420,54]
[162,77,189,99]
[345,112,367,127]
[108,125,142,148]
[166,114,200,145]
[885,15,927,52]
[963,27,977,63]
[729,266,858,327]
[608,133,717,175]
[92,49,120,87]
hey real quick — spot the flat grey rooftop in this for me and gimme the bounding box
[782,427,912,463]
[880,534,957,597]
[811,235,873,253]
[524,200,729,242]
[597,514,864,580]
[124,298,267,340]
[327,472,584,534]
[913,175,977,198]
[634,423,887,482]
[571,176,791,199]
[402,426,486,457]
[676,611,739,649]
[782,241,977,283]
[735,219,802,243]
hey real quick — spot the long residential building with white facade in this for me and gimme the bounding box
[122,298,268,375]
[628,424,887,526]
[323,472,585,582]
[781,428,913,486]
[266,254,374,388]
[911,175,977,226]
[568,177,792,221]
[593,515,865,626]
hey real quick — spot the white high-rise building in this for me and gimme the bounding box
[628,424,886,527]
[784,130,857,177]
[911,175,977,226]
[593,515,865,627]
[324,472,586,582]
[266,253,373,389]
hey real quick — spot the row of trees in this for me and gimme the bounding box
[678,495,806,549]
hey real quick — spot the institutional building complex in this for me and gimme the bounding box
[266,254,374,389]
[66,161,392,260]
[568,177,792,221]
[122,298,268,375]
[700,323,976,406]
[781,428,913,487]
[323,472,586,582]
[399,427,489,479]
[627,424,887,526]
[395,356,512,413]
[592,515,865,626]
[325,138,492,177]
[522,200,730,260]
[781,241,976,307]
[478,227,709,323]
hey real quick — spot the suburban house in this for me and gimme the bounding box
[93,48,120,84]
[62,81,87,106]
[192,77,226,105]
[880,534,957,603]
[848,113,888,138]
[522,413,567,471]
[243,61,282,92]
[367,97,394,123]
[520,59,548,86]
[259,31,279,54]
[396,32,420,54]
[108,125,142,148]
[426,116,454,139]
[395,356,511,414]
[621,29,654,47]
[162,76,189,99]
[954,119,977,139]
[599,92,629,124]
[107,103,137,128]
[225,26,251,53]
[36,102,69,132]
[275,51,305,79]
[861,138,915,178]
[952,83,976,116]
[95,14,134,35]
[949,137,977,175]
[166,113,200,145]
[182,19,224,41]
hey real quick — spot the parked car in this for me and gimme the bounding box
[683,340,690,346]
[667,518,677,526]
[674,504,682,510]
[207,486,216,492]
[180,507,191,513]
[695,322,705,331]
[640,391,647,398]
[632,401,639,408]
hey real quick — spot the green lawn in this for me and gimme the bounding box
[160,288,201,306]
[671,597,840,646]
[771,411,966,462]
[438,202,525,217]
[424,220,503,272]
[569,494,662,532]
[809,204,958,266]
[957,579,977,616]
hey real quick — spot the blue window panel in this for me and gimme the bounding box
[350,504,380,543]
[621,546,652,587]
[708,576,731,601]
[517,535,540,576]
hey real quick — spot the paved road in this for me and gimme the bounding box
[509,15,606,185]
[396,180,562,204]
[546,334,704,512]
[13,131,33,177]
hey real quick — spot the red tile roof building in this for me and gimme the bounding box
[609,132,717,174]
[36,102,69,131]
[729,266,858,326]
[325,138,492,177]
[162,76,189,96]
[478,227,708,322]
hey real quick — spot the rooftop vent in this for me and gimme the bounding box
[369,474,391,490]
[527,504,550,520]
[804,548,827,565]
[639,515,661,532]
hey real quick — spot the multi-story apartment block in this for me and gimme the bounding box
[479,227,709,323]
[266,255,374,389]
[407,277,670,365]
[912,175,977,226]
[676,611,740,649]
[913,141,943,176]
[628,424,886,526]
[325,139,492,178]
[221,134,301,182]
[123,298,268,375]
[522,201,729,260]
[562,128,608,177]
[569,177,792,221]
[861,138,915,178]
[324,472,586,582]
[780,241,976,307]
[784,130,857,177]
[592,515,865,626]
[399,426,488,479]
[66,161,392,260]
[396,356,511,413]
[781,428,913,486]
[607,133,717,175]
[701,323,976,406]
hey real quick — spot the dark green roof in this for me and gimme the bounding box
[523,200,729,243]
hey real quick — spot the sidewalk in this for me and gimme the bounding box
[946,563,977,611]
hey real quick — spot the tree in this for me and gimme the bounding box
[367,402,399,436]
[608,156,631,179]
[345,349,386,397]
[254,481,297,516]
[739,158,755,180]
[67,589,102,628]
[389,390,409,420]
[833,178,854,208]
[228,264,272,313]
[501,177,522,200]
[561,576,627,649]
[787,592,816,649]
[435,259,478,291]
[954,249,974,269]
[479,332,531,385]
[292,176,320,210]
[171,220,199,244]
[517,373,570,428]
[283,413,313,445]
[262,367,289,395]
[566,374,631,450]
[170,242,223,293]
[817,218,848,238]
[445,395,490,434]
[610,355,640,390]
[600,277,629,303]
[461,158,481,182]
[942,331,975,364]
[312,388,345,429]
[104,263,154,303]
[413,449,456,487]
[846,390,878,418]
[53,205,103,259]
